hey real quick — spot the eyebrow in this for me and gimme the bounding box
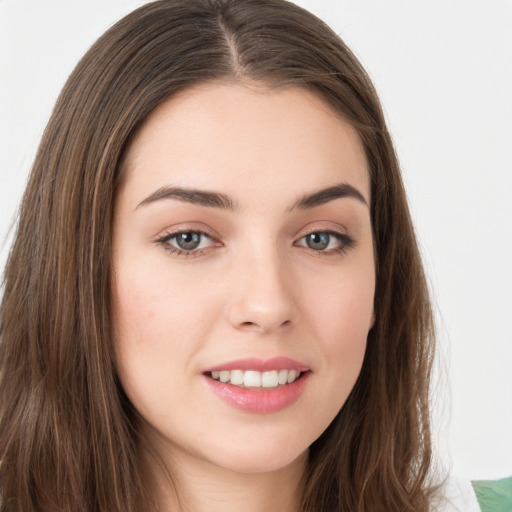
[136,186,237,210]
[288,182,368,210]
[136,182,367,211]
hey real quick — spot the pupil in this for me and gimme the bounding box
[307,232,329,250]
[177,232,200,250]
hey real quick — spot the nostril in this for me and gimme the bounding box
[239,319,292,331]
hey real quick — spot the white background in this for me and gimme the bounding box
[1,0,511,481]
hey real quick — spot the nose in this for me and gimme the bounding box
[227,249,298,334]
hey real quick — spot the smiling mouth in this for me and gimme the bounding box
[206,369,306,389]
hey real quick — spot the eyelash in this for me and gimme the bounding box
[296,230,356,255]
[154,229,356,258]
[155,229,217,258]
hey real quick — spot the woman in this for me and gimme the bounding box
[0,0,478,510]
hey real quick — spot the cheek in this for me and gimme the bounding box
[111,267,218,394]
[112,264,215,345]
[320,288,373,352]
[303,261,374,390]
[307,260,375,340]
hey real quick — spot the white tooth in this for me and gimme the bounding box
[262,370,279,388]
[278,369,288,385]
[219,370,230,383]
[244,370,262,387]
[287,369,298,383]
[230,370,244,386]
[211,371,220,380]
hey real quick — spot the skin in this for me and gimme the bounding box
[112,82,375,512]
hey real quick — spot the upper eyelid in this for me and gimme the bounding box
[156,227,347,241]
[294,224,349,241]
[163,228,212,238]
[154,225,218,242]
[154,223,350,240]
[294,230,352,247]
[296,229,346,240]
[299,227,346,236]
[294,218,349,233]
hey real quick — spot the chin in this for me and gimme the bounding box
[188,427,311,475]
[208,445,309,475]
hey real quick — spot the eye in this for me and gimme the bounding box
[156,230,216,256]
[296,231,355,253]
[172,232,207,251]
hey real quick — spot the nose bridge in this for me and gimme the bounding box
[227,241,297,333]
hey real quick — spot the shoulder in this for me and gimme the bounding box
[432,474,481,511]
[432,474,512,512]
[471,476,512,512]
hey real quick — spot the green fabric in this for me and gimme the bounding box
[472,476,512,512]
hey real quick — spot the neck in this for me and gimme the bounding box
[143,441,307,512]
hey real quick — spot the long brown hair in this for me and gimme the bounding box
[0,1,436,510]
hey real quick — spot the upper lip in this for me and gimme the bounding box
[204,356,310,373]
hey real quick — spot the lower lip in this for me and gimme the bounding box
[203,372,310,414]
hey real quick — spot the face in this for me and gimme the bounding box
[112,83,375,476]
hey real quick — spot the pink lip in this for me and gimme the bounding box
[204,356,310,373]
[202,357,311,414]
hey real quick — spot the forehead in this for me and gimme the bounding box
[120,82,370,207]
